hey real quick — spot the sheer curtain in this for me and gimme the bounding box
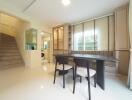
[73,24,83,51]
[72,15,114,51]
[84,21,94,50]
[128,0,132,90]
[95,17,108,51]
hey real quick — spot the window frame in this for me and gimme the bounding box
[72,15,115,51]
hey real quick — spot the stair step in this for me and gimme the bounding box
[0,49,19,53]
[0,63,24,70]
[0,44,17,47]
[0,53,20,56]
[0,45,17,48]
[0,60,23,66]
[1,42,16,45]
[1,38,15,41]
[1,36,15,40]
[1,39,16,41]
[0,33,24,70]
[2,36,15,40]
[0,55,21,60]
[0,47,17,49]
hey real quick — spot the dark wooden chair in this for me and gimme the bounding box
[53,55,74,88]
[73,57,96,100]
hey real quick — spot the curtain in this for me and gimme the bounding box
[73,24,83,50]
[95,17,108,50]
[84,20,94,50]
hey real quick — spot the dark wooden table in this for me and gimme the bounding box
[54,54,116,90]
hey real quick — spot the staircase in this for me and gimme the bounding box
[0,33,24,70]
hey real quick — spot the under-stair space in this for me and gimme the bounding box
[0,33,24,70]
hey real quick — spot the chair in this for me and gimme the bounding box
[53,55,74,88]
[73,57,96,100]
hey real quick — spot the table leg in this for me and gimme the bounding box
[96,60,105,90]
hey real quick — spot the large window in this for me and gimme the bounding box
[95,17,108,50]
[84,21,95,50]
[73,24,83,50]
[72,15,115,51]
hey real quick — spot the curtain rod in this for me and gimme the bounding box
[72,13,114,26]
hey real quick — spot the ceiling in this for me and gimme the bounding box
[0,0,130,28]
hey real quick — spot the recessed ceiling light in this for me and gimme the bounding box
[40,85,44,89]
[40,32,44,35]
[62,0,71,6]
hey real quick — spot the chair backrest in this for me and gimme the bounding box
[74,57,89,68]
[55,55,69,65]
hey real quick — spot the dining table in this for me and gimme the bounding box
[54,53,117,90]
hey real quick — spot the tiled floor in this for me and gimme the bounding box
[0,63,132,100]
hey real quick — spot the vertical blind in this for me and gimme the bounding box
[72,15,115,51]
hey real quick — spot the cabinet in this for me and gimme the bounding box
[115,5,130,75]
[53,26,64,50]
[25,28,37,50]
[53,25,71,55]
[115,51,130,75]
[115,6,130,50]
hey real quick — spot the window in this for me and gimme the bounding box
[84,21,95,50]
[72,15,115,51]
[73,24,83,50]
[95,17,108,50]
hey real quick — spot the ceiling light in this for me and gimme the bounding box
[40,32,44,35]
[40,85,44,89]
[62,0,71,6]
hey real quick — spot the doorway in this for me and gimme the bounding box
[41,32,51,65]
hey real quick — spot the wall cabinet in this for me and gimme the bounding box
[115,51,130,75]
[115,6,130,50]
[115,5,130,75]
[25,28,37,50]
[53,26,64,50]
[53,25,71,55]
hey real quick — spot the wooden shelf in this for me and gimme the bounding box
[53,25,72,55]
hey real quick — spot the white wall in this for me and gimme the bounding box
[15,21,31,67]
[15,21,44,68]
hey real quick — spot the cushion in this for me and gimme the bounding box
[77,67,96,77]
[57,64,73,70]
